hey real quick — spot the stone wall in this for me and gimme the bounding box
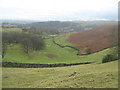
[1,62,94,68]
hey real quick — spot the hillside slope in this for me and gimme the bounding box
[3,61,118,88]
[68,25,118,53]
[3,39,111,64]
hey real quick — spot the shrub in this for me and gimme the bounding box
[102,54,118,63]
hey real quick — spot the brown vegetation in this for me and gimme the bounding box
[46,54,58,59]
[68,25,118,53]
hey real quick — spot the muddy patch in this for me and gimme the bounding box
[46,54,59,59]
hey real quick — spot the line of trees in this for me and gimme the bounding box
[2,32,45,58]
[22,28,59,35]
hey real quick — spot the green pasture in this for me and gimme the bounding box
[3,35,111,64]
[2,60,118,88]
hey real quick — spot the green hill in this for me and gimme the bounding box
[3,60,118,88]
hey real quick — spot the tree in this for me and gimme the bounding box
[22,28,59,35]
[2,32,45,58]
[21,38,33,54]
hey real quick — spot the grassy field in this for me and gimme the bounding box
[2,28,22,32]
[2,60,118,88]
[3,36,111,64]
[55,33,72,45]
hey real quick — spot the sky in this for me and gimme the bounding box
[0,0,119,21]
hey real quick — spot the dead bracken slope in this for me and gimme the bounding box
[68,24,118,53]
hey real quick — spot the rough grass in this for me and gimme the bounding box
[2,60,118,88]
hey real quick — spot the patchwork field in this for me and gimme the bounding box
[2,28,22,32]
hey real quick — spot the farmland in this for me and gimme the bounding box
[2,21,118,88]
[2,33,111,64]
[1,0,119,88]
[2,60,118,88]
[2,24,117,64]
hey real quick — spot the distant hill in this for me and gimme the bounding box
[26,21,117,33]
[2,20,117,33]
[68,24,118,53]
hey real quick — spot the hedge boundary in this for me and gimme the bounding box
[1,62,94,68]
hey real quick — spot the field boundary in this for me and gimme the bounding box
[1,62,94,68]
[52,37,80,55]
[52,36,117,56]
